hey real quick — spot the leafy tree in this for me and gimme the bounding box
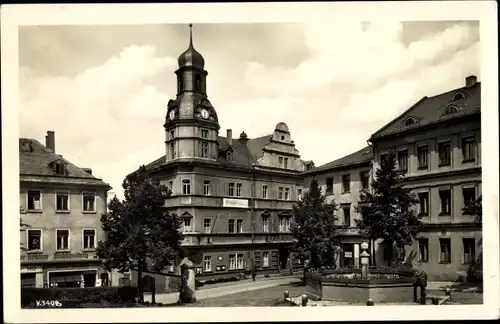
[96,165,184,301]
[291,179,340,269]
[355,150,422,266]
[463,195,482,224]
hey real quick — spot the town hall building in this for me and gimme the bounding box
[135,25,313,281]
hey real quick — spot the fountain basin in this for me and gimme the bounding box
[305,268,414,304]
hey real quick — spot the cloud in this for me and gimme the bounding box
[20,45,177,198]
[19,22,480,198]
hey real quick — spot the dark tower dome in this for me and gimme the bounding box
[178,24,205,69]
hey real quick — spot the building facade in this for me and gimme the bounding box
[369,75,482,281]
[135,25,311,281]
[20,131,111,288]
[302,146,373,269]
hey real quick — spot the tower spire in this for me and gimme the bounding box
[189,23,193,48]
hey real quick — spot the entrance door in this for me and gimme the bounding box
[21,273,36,287]
[83,272,97,287]
[342,244,354,268]
[279,247,290,270]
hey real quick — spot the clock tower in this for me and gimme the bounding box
[164,24,220,163]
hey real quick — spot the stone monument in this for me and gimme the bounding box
[360,241,370,279]
[178,257,196,303]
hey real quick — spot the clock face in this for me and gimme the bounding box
[169,110,176,120]
[201,109,209,120]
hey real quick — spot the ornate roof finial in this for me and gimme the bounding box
[189,23,193,47]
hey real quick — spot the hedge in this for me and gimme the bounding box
[21,287,137,308]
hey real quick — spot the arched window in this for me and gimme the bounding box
[404,117,416,127]
[445,105,459,114]
[195,75,202,92]
[226,151,233,161]
[452,92,465,101]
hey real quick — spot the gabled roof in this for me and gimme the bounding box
[19,138,110,187]
[145,133,274,172]
[371,80,481,139]
[304,146,373,175]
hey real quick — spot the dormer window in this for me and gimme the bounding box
[281,135,285,141]
[452,92,466,101]
[226,151,233,161]
[50,160,67,175]
[445,105,459,115]
[403,117,416,127]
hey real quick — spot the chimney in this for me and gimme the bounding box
[466,75,478,88]
[46,131,55,153]
[227,129,232,146]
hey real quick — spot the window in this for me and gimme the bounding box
[55,163,66,175]
[284,157,289,169]
[82,192,95,212]
[397,150,408,171]
[83,229,96,250]
[439,238,451,263]
[262,217,269,232]
[168,180,173,194]
[462,187,476,211]
[262,185,268,199]
[438,141,451,166]
[56,229,70,251]
[236,219,243,233]
[452,92,465,101]
[279,218,285,232]
[404,117,416,126]
[27,229,42,251]
[463,238,475,264]
[462,137,475,162]
[236,254,244,269]
[380,153,388,165]
[360,171,369,190]
[56,191,69,212]
[297,188,303,200]
[236,183,242,197]
[201,129,209,138]
[285,218,291,232]
[195,75,202,92]
[439,189,452,215]
[263,252,269,267]
[342,174,350,193]
[204,219,211,233]
[229,254,236,270]
[228,219,235,233]
[418,192,429,216]
[178,79,183,93]
[182,179,191,195]
[183,218,192,232]
[201,142,209,158]
[228,183,235,196]
[203,256,212,272]
[170,130,175,139]
[445,105,459,114]
[203,180,210,196]
[27,190,41,211]
[417,145,429,169]
[284,188,290,201]
[170,142,176,159]
[278,187,284,200]
[326,177,334,195]
[418,238,429,262]
[278,157,283,167]
[343,206,351,226]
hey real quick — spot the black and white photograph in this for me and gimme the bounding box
[2,2,498,323]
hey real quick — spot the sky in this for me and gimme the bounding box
[18,21,480,199]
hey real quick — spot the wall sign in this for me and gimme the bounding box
[53,253,88,260]
[21,254,49,261]
[21,265,43,273]
[222,198,249,208]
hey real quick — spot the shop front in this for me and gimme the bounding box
[20,264,44,288]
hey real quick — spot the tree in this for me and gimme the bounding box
[96,165,184,302]
[291,179,340,269]
[354,150,422,267]
[463,195,482,224]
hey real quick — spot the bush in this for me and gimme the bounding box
[21,287,137,307]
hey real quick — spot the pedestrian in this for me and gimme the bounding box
[412,264,428,303]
